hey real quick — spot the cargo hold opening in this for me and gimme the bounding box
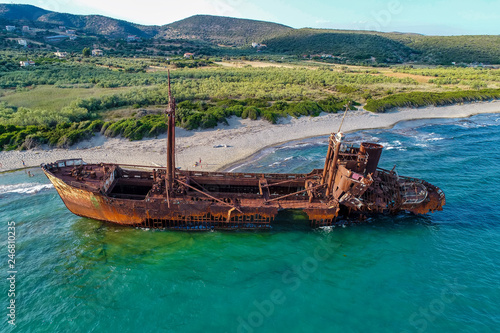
[108,178,153,200]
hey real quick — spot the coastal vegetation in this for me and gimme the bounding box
[364,89,500,113]
[1,50,499,151]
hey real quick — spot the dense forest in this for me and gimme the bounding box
[387,34,500,65]
[264,29,418,63]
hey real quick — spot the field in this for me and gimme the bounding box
[1,50,499,151]
[1,86,133,111]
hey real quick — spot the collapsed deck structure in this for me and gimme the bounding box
[42,74,445,230]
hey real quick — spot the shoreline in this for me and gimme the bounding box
[218,105,499,172]
[1,101,499,174]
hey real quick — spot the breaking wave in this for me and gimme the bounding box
[0,183,53,196]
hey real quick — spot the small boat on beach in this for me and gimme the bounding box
[41,75,445,230]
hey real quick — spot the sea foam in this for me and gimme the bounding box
[0,183,54,196]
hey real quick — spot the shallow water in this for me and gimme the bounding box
[1,113,499,332]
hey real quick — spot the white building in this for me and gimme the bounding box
[127,35,140,42]
[54,51,68,58]
[20,61,35,67]
[6,26,16,32]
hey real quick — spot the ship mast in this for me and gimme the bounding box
[321,102,349,196]
[166,70,176,192]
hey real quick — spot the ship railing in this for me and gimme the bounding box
[41,159,86,171]
[400,182,428,205]
[377,167,433,205]
[120,169,154,180]
[182,170,318,181]
[54,158,86,168]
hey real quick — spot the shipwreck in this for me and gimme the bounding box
[42,75,445,230]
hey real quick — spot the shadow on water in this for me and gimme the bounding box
[273,209,437,232]
[67,209,438,247]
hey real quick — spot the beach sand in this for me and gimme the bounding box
[1,100,499,172]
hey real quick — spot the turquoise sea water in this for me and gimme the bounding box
[1,113,499,333]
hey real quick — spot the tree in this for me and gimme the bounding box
[82,47,91,57]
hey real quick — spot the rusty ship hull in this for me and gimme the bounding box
[42,161,338,229]
[41,73,444,230]
[41,134,445,230]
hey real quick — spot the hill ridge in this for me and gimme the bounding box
[1,4,499,64]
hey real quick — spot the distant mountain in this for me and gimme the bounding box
[1,4,499,64]
[0,4,159,38]
[163,15,293,45]
[0,3,50,20]
[0,4,291,43]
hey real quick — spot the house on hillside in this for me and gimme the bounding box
[22,26,30,32]
[183,52,195,58]
[18,39,27,46]
[45,35,70,42]
[54,51,68,58]
[20,60,35,67]
[252,42,267,48]
[92,49,104,56]
[65,30,77,40]
[6,26,16,32]
[127,35,141,42]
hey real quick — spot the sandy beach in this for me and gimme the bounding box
[1,100,499,173]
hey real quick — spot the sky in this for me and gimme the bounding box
[1,0,499,35]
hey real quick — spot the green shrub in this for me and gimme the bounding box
[261,111,279,124]
[364,89,500,112]
[227,104,244,117]
[290,101,322,117]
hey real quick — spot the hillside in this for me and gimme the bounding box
[1,4,499,64]
[0,4,158,38]
[163,15,293,45]
[0,3,50,21]
[386,33,500,64]
[264,28,500,64]
[264,29,419,63]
